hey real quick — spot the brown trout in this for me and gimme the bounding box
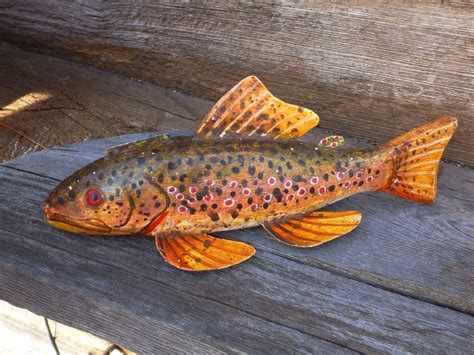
[44,76,458,271]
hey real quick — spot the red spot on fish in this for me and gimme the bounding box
[319,186,327,194]
[167,186,177,194]
[242,188,251,195]
[336,172,345,180]
[250,203,259,211]
[366,176,374,183]
[204,194,214,202]
[176,193,184,201]
[188,197,196,204]
[263,194,273,202]
[189,186,198,194]
[321,138,328,145]
[287,194,295,201]
[205,179,215,187]
[224,198,234,207]
[297,188,306,196]
[229,180,238,188]
[343,181,351,188]
[284,180,293,188]
[356,172,363,179]
[310,176,319,185]
[177,206,188,213]
[268,177,276,185]
[330,142,338,148]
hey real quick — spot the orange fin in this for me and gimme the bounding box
[155,234,255,271]
[381,116,458,203]
[195,76,319,139]
[263,211,362,248]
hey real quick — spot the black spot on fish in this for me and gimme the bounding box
[335,161,342,169]
[215,187,223,196]
[348,170,354,178]
[286,162,293,170]
[68,191,76,199]
[247,197,253,205]
[137,157,146,165]
[241,179,248,187]
[255,187,263,195]
[107,178,114,186]
[268,160,274,169]
[168,162,176,170]
[210,156,219,164]
[248,166,256,175]
[297,159,306,167]
[117,202,124,207]
[131,183,137,189]
[212,203,218,209]
[263,203,269,209]
[232,167,240,173]
[258,172,264,180]
[358,181,364,186]
[111,170,117,177]
[136,190,142,198]
[155,202,161,208]
[329,185,335,192]
[186,158,193,166]
[209,212,220,221]
[323,174,329,181]
[231,211,239,219]
[237,203,243,210]
[200,204,207,211]
[109,195,114,201]
[57,197,65,205]
[309,187,315,194]
[98,173,105,180]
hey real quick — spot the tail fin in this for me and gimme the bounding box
[381,116,458,203]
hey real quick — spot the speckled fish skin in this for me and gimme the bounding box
[43,75,458,271]
[44,135,392,236]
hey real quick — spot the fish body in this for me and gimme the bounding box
[44,76,458,271]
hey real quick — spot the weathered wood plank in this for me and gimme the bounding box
[0,43,211,162]
[0,2,472,164]
[0,135,473,353]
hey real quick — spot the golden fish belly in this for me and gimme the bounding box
[134,137,393,235]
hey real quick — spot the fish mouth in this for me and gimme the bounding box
[44,209,112,234]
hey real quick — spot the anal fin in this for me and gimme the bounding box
[156,234,255,271]
[263,211,362,247]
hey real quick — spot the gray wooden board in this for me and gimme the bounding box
[0,133,473,353]
[1,2,473,165]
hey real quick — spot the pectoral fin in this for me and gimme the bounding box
[155,234,255,271]
[196,76,319,139]
[262,211,361,247]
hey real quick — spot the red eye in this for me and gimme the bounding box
[85,188,102,206]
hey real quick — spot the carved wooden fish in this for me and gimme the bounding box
[44,76,458,271]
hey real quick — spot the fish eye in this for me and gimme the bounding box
[85,188,103,207]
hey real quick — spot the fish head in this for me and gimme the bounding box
[44,158,169,235]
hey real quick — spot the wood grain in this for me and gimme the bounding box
[0,2,472,164]
[0,133,472,353]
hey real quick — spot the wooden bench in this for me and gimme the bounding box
[1,129,473,353]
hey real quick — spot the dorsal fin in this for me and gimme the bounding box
[195,76,319,140]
